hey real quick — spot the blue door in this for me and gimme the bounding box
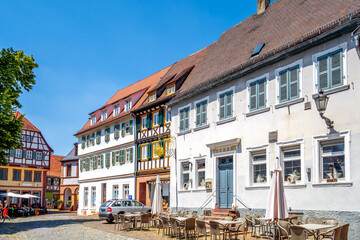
[218,156,233,209]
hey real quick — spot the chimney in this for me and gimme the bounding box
[74,143,78,156]
[257,0,270,14]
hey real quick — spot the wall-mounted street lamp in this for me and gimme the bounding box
[314,90,334,130]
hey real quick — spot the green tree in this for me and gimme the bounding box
[0,48,38,165]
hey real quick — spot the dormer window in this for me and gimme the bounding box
[101,110,107,121]
[148,93,156,103]
[166,84,176,96]
[114,105,120,117]
[91,116,96,126]
[124,99,132,112]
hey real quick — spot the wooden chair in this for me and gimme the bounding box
[209,221,225,240]
[196,219,210,240]
[277,220,291,240]
[184,218,196,239]
[340,224,349,240]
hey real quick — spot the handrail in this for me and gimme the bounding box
[200,191,216,209]
[233,193,252,211]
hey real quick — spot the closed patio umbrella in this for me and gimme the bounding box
[265,157,289,221]
[151,175,163,215]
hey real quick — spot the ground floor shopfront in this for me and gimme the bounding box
[136,171,170,209]
[77,175,135,215]
[60,184,79,210]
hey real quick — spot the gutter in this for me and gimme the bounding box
[351,24,360,55]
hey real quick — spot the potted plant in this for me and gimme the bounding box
[67,200,72,208]
[57,199,63,210]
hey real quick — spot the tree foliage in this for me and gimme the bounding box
[0,48,38,165]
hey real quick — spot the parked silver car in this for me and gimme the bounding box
[99,199,151,223]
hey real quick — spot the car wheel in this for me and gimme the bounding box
[106,218,114,223]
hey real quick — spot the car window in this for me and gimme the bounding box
[122,200,132,207]
[112,201,122,207]
[132,201,142,206]
[101,201,112,207]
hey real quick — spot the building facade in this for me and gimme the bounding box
[45,155,63,203]
[60,144,79,210]
[167,0,360,237]
[75,67,170,215]
[0,111,53,207]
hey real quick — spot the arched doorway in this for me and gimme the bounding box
[74,188,79,208]
[64,188,72,209]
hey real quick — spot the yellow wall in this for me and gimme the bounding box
[0,166,46,188]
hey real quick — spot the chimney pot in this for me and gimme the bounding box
[257,0,270,14]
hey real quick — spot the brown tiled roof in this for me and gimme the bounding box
[76,66,171,135]
[14,111,41,132]
[172,0,360,101]
[47,155,64,177]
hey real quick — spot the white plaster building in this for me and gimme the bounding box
[168,0,360,237]
[75,67,170,215]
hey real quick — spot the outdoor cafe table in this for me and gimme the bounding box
[215,219,244,239]
[124,213,141,230]
[301,224,335,240]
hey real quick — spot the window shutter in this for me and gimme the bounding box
[114,125,120,139]
[81,136,86,148]
[219,94,225,120]
[105,153,110,167]
[101,154,104,168]
[289,67,299,99]
[86,135,90,147]
[30,136,33,142]
[318,56,329,91]
[129,148,133,163]
[330,51,342,87]
[184,108,189,130]
[279,71,288,102]
[201,102,207,125]
[10,149,15,157]
[258,79,266,109]
[105,128,110,141]
[129,120,133,135]
[80,159,83,172]
[120,150,125,164]
[147,143,152,159]
[179,110,184,132]
[91,133,95,145]
[42,152,45,161]
[112,151,115,166]
[249,83,257,111]
[147,113,153,129]
[22,149,26,158]
[51,178,54,185]
[226,91,233,118]
[137,145,141,161]
[93,156,97,169]
[32,150,36,159]
[136,117,141,132]
[121,123,125,137]
[196,103,201,126]
[159,109,164,125]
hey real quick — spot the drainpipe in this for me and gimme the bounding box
[131,113,137,201]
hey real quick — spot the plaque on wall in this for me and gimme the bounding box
[269,131,278,143]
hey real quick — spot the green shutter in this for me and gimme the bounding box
[147,113,152,128]
[279,71,288,102]
[330,50,342,88]
[219,93,225,119]
[105,128,110,141]
[120,150,125,164]
[22,149,26,158]
[81,136,86,148]
[105,153,110,167]
[121,123,125,137]
[136,117,141,132]
[179,110,184,131]
[159,109,164,125]
[184,108,189,130]
[93,156,97,169]
[114,125,120,139]
[32,150,36,159]
[137,145,141,161]
[258,79,266,109]
[91,133,95,146]
[129,120,133,135]
[96,131,101,144]
[129,148,133,163]
[226,91,233,118]
[100,154,104,168]
[112,151,115,166]
[80,159,83,172]
[42,152,45,161]
[147,143,152,159]
[86,135,90,147]
[10,149,15,157]
[196,103,201,126]
[201,101,207,125]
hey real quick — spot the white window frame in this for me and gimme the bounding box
[16,149,22,158]
[115,151,119,163]
[123,184,129,199]
[194,97,209,127]
[153,112,159,127]
[124,99,132,112]
[91,186,96,208]
[142,117,147,130]
[101,111,107,121]
[181,161,191,190]
[275,59,303,104]
[125,121,131,134]
[166,108,172,123]
[114,105,120,117]
[246,74,269,112]
[312,42,347,94]
[141,145,148,160]
[36,152,42,160]
[313,131,350,183]
[178,104,191,133]
[196,159,206,188]
[149,93,156,102]
[113,185,119,199]
[26,150,32,159]
[166,84,176,95]
[125,148,131,163]
[91,116,96,126]
[217,86,235,121]
[246,145,269,186]
[84,187,89,207]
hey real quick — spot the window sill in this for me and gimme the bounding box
[275,98,304,109]
[245,185,270,190]
[312,84,350,98]
[194,124,210,132]
[284,183,306,189]
[216,116,237,125]
[178,189,191,193]
[246,107,270,117]
[312,181,352,187]
[177,129,192,136]
[192,188,207,192]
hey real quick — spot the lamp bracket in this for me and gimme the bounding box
[319,112,334,129]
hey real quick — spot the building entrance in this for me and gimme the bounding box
[218,156,233,209]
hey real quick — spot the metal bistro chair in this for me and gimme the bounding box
[209,221,226,240]
[196,219,210,240]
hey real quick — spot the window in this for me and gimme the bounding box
[113,185,119,199]
[91,187,96,207]
[26,136,31,142]
[36,152,42,160]
[26,150,33,159]
[0,169,7,180]
[279,66,300,102]
[34,172,41,182]
[148,93,156,102]
[219,90,233,120]
[13,169,21,181]
[164,139,172,157]
[84,187,89,207]
[47,177,51,185]
[281,146,301,183]
[125,148,133,163]
[249,78,266,111]
[114,124,120,139]
[115,151,119,163]
[125,121,132,135]
[10,191,20,204]
[251,151,267,184]
[67,165,72,177]
[25,171,32,181]
[96,131,101,144]
[153,112,159,127]
[91,115,96,125]
[166,84,176,96]
[21,135,26,141]
[105,152,110,167]
[197,160,206,188]
[16,149,22,158]
[182,162,190,189]
[166,108,171,123]
[97,155,102,168]
[124,99,132,112]
[320,139,345,181]
[141,145,147,160]
[179,106,190,132]
[123,184,129,199]
[101,110,107,121]
[142,117,147,130]
[317,49,343,91]
[32,192,40,204]
[105,128,110,141]
[114,105,120,116]
[195,100,207,127]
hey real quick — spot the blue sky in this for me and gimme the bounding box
[0,0,260,156]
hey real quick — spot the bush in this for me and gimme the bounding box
[57,199,63,204]
[67,200,72,206]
